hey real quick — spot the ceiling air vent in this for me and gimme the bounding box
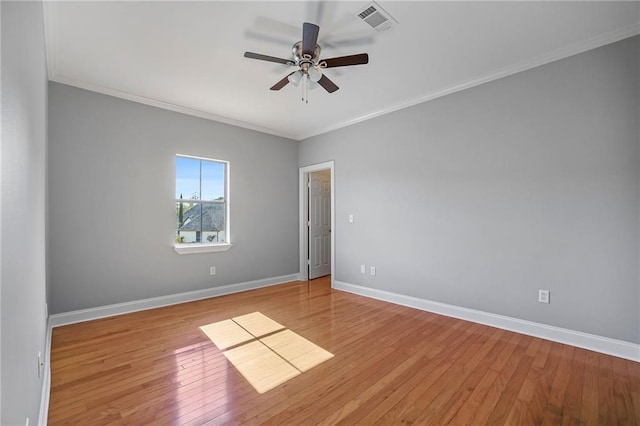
[355,2,397,32]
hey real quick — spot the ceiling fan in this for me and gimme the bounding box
[244,22,369,103]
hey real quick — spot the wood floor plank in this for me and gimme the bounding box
[335,320,484,425]
[456,332,526,424]
[48,277,640,425]
[372,322,490,424]
[580,351,600,424]
[598,353,617,425]
[540,343,573,425]
[504,338,555,425]
[311,320,466,424]
[611,356,638,425]
[436,328,510,424]
[561,347,587,425]
[161,296,420,425]
[212,309,437,425]
[409,327,507,424]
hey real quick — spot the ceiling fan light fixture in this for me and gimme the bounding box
[244,21,368,98]
[288,70,303,86]
[308,66,322,83]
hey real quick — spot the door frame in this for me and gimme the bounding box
[299,161,335,287]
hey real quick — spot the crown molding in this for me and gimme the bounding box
[43,2,296,140]
[50,75,299,140]
[298,23,640,141]
[42,0,638,143]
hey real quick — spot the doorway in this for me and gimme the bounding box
[299,161,335,286]
[308,169,331,279]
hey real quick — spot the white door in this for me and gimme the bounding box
[308,170,331,279]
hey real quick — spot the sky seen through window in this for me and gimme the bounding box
[175,156,224,200]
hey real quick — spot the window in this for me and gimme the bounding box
[174,155,231,254]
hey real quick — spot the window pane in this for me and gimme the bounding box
[201,160,225,201]
[175,154,228,246]
[176,201,226,244]
[176,156,200,200]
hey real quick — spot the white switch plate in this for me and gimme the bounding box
[360,265,365,274]
[210,266,216,275]
[370,266,376,276]
[349,214,354,223]
[538,289,550,304]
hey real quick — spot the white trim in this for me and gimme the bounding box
[48,75,298,141]
[49,273,298,327]
[176,153,228,164]
[299,162,335,286]
[334,281,640,362]
[297,23,640,140]
[37,319,52,426]
[34,275,640,424]
[174,243,232,254]
[44,18,638,142]
[39,273,297,424]
[174,154,231,253]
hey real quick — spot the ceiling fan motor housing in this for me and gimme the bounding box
[292,41,321,66]
[244,21,368,94]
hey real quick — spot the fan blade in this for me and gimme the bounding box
[244,52,294,66]
[320,53,368,68]
[317,74,339,93]
[302,22,320,57]
[270,72,295,91]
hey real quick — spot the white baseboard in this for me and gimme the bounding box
[40,273,299,425]
[49,273,299,328]
[334,281,640,362]
[36,274,638,425]
[38,318,52,426]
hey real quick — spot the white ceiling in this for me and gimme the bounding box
[44,1,639,140]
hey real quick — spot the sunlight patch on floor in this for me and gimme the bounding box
[260,329,334,372]
[200,312,334,394]
[233,312,285,337]
[200,319,254,350]
[224,340,301,394]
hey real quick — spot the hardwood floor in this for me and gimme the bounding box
[49,277,640,425]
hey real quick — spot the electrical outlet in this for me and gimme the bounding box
[538,290,550,304]
[349,214,354,223]
[360,264,365,274]
[370,266,376,276]
[210,266,216,276]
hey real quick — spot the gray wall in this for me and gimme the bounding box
[300,36,640,344]
[48,83,299,314]
[1,2,49,424]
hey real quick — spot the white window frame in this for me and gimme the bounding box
[174,154,232,255]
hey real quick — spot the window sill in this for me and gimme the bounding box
[174,243,233,255]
